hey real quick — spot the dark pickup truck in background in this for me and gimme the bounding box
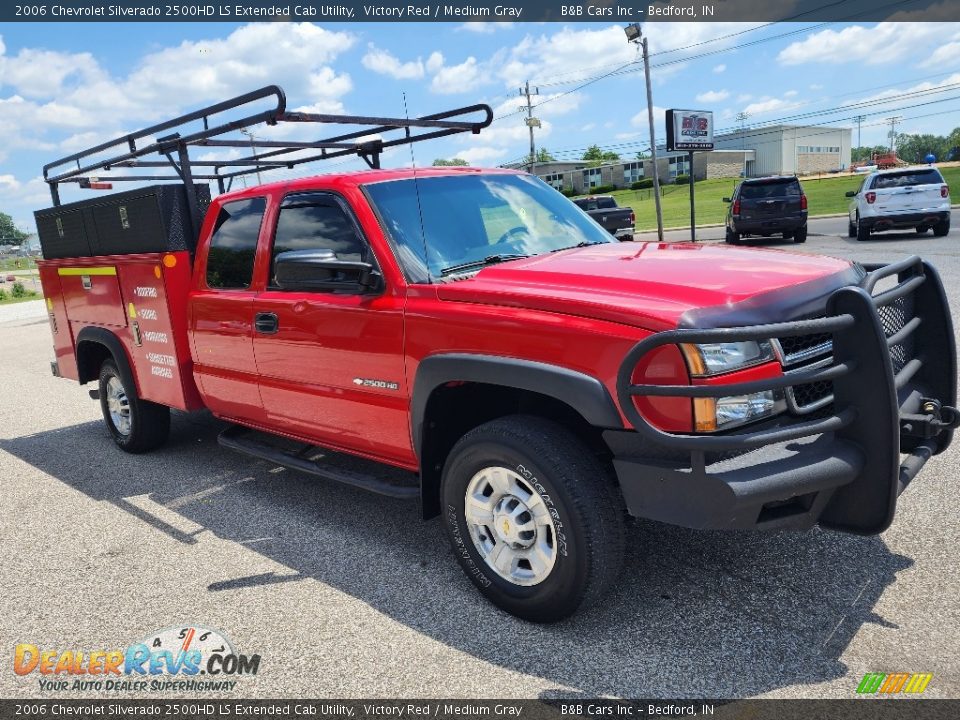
[572,195,635,240]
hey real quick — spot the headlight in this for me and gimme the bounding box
[680,340,775,376]
[694,391,779,432]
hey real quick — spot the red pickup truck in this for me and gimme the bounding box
[36,89,958,622]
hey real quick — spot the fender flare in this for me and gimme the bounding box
[75,326,137,392]
[410,353,623,457]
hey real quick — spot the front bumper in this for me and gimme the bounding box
[612,257,957,535]
[861,211,949,231]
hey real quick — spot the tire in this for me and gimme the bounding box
[856,215,871,242]
[793,225,807,243]
[915,226,929,235]
[725,228,741,245]
[934,218,950,237]
[848,220,857,238]
[441,415,626,623]
[98,360,170,453]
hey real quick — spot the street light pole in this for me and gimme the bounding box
[625,23,663,242]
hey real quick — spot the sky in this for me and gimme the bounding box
[2,19,960,230]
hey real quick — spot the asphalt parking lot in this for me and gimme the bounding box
[2,215,959,700]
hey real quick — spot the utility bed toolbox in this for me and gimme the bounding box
[34,184,210,260]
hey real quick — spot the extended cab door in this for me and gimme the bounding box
[251,191,411,465]
[190,196,267,422]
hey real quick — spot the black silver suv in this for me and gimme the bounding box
[724,175,808,244]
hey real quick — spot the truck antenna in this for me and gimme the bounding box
[403,92,431,284]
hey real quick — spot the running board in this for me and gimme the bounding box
[218,425,419,499]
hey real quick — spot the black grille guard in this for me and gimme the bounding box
[615,256,957,535]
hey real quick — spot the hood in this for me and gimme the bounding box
[435,242,861,331]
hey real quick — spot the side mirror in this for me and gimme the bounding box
[845,191,856,197]
[722,197,732,203]
[274,249,381,294]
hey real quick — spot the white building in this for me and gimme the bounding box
[710,124,852,177]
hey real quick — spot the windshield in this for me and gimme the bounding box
[364,173,615,282]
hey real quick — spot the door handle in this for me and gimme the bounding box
[254,312,279,334]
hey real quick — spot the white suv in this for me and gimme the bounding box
[847,166,951,241]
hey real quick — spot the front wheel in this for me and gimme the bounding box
[441,415,625,622]
[99,360,170,453]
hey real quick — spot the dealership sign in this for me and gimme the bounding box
[666,109,714,151]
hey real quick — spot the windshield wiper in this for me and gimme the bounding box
[439,254,529,277]
[550,240,604,253]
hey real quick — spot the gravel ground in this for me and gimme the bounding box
[1,221,958,700]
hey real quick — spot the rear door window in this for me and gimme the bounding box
[206,197,266,290]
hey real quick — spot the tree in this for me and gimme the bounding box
[522,147,556,165]
[896,133,948,163]
[0,212,27,244]
[635,150,649,160]
[852,145,891,163]
[581,144,621,167]
[432,158,469,166]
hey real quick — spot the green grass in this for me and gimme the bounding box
[0,257,37,271]
[0,291,40,305]
[587,166,960,232]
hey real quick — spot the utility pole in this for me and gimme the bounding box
[886,116,902,153]
[240,128,262,185]
[520,82,540,175]
[736,111,749,178]
[624,23,663,242]
[853,114,865,150]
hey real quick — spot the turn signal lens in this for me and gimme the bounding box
[693,391,778,432]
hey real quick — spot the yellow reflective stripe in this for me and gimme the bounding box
[57,266,117,276]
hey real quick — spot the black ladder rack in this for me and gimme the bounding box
[42,84,493,236]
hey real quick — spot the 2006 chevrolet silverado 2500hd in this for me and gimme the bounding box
[35,88,959,622]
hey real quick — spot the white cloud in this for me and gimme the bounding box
[431,57,483,94]
[581,122,596,132]
[0,174,20,191]
[778,23,960,66]
[841,72,960,111]
[696,89,730,103]
[713,64,726,73]
[737,94,753,102]
[426,52,444,74]
[361,45,425,80]
[742,95,805,116]
[457,22,515,33]
[809,84,823,91]
[919,41,960,68]
[784,90,798,97]
[454,146,508,165]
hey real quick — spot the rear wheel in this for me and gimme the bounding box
[934,217,950,237]
[99,360,170,453]
[915,225,929,235]
[793,225,807,243]
[725,228,741,245]
[441,415,625,622]
[848,219,856,238]
[856,215,871,242]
